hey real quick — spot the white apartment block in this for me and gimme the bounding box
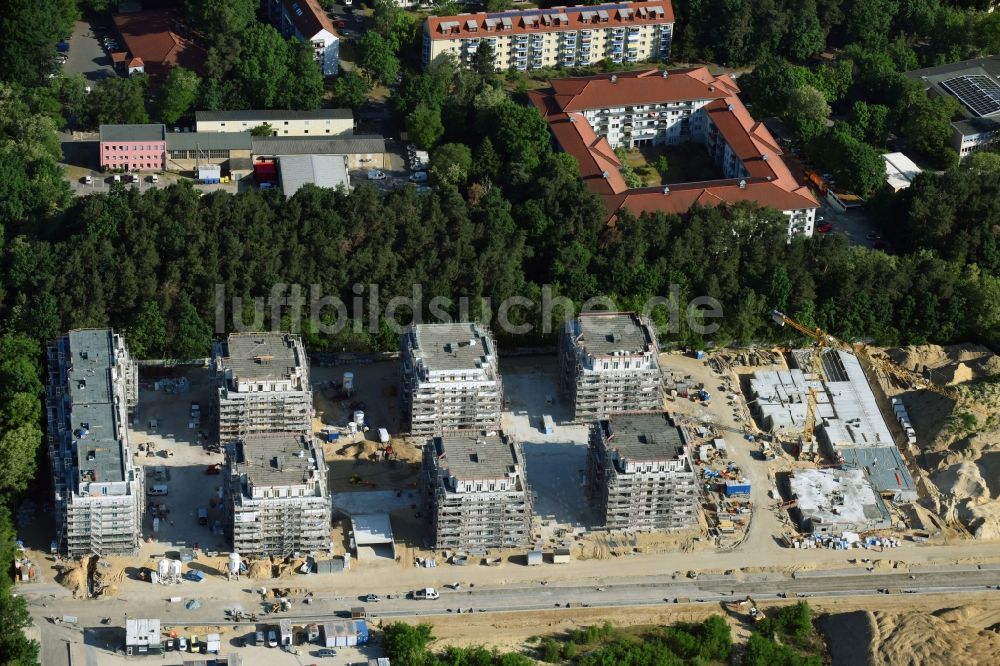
[267,0,340,75]
[423,1,673,71]
[46,329,144,557]
[587,413,698,531]
[225,432,331,557]
[212,333,313,442]
[195,109,353,137]
[559,312,663,421]
[400,323,503,436]
[422,431,533,550]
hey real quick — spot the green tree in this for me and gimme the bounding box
[332,70,372,110]
[784,85,831,142]
[383,623,434,665]
[158,67,201,125]
[0,0,78,87]
[358,32,400,85]
[232,24,290,108]
[848,101,890,145]
[283,40,324,109]
[185,0,258,44]
[127,301,167,359]
[0,424,41,495]
[843,0,900,47]
[902,93,962,167]
[407,104,445,150]
[251,123,275,137]
[84,76,150,127]
[472,40,497,78]
[0,508,39,664]
[171,298,212,359]
[486,0,514,11]
[785,0,826,61]
[430,143,473,187]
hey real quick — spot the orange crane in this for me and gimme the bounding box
[770,310,964,406]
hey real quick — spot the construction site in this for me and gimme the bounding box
[586,412,699,532]
[212,333,313,442]
[400,322,503,436]
[559,312,663,421]
[224,432,331,557]
[422,430,533,551]
[46,329,144,557]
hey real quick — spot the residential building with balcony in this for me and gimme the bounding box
[422,430,533,550]
[46,329,143,557]
[267,0,340,75]
[400,323,503,436]
[224,432,330,557]
[212,333,312,442]
[529,67,819,238]
[422,2,673,71]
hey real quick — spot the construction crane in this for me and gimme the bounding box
[769,310,827,444]
[769,310,964,405]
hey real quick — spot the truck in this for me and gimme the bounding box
[412,587,440,600]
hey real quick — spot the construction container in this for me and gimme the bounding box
[197,164,221,184]
[343,372,354,396]
[355,620,369,645]
[552,548,571,564]
[542,414,554,434]
[526,550,543,566]
[279,619,293,646]
[724,480,751,496]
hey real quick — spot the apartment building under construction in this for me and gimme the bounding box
[587,412,697,531]
[560,312,663,421]
[46,329,143,556]
[400,323,503,436]
[213,333,312,442]
[224,432,330,557]
[422,431,533,550]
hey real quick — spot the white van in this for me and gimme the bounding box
[149,174,159,183]
[82,175,93,185]
[148,484,169,496]
[413,587,439,600]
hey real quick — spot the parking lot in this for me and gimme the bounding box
[500,357,596,529]
[126,366,228,556]
[63,19,117,81]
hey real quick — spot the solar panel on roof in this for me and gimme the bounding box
[941,75,1000,117]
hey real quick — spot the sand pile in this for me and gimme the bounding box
[276,557,305,578]
[880,344,1000,539]
[868,606,1000,665]
[55,558,92,598]
[246,558,274,579]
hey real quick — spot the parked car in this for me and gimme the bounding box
[81,175,93,185]
[409,171,428,183]
[254,630,264,645]
[315,648,338,657]
[267,629,278,647]
[365,593,382,602]
[206,464,221,475]
[816,223,833,234]
[148,174,158,183]
[412,587,440,600]
[367,169,387,180]
[111,174,121,183]
[178,637,188,652]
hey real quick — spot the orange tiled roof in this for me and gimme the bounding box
[426,1,673,41]
[528,68,819,223]
[112,10,205,79]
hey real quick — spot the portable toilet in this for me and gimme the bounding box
[343,372,354,396]
[197,164,221,184]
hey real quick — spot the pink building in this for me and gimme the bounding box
[99,124,167,171]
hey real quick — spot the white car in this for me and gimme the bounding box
[178,637,188,652]
[409,171,428,183]
[365,593,382,602]
[267,629,278,647]
[367,169,387,180]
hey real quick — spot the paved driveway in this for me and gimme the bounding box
[64,19,117,82]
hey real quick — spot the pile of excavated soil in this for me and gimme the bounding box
[868,605,1000,665]
[246,558,274,580]
[55,559,91,598]
[881,344,1000,539]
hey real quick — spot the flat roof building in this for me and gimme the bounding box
[422,431,533,550]
[587,412,697,530]
[750,349,917,501]
[560,312,662,421]
[400,323,503,435]
[278,154,350,196]
[423,2,673,72]
[195,109,353,137]
[99,124,167,172]
[224,432,330,556]
[529,67,820,237]
[788,468,891,534]
[125,618,162,656]
[46,329,143,557]
[905,56,1000,159]
[212,333,312,441]
[883,152,922,191]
